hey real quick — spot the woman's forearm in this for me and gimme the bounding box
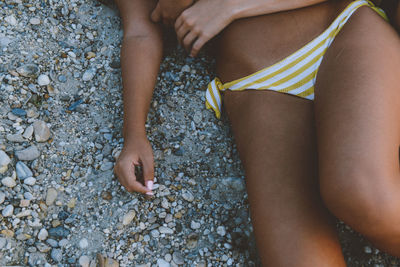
[227,0,329,21]
[120,32,163,145]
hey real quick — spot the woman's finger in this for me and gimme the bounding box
[190,36,208,57]
[150,3,162,23]
[115,161,149,194]
[176,24,190,45]
[175,14,184,31]
[183,31,198,52]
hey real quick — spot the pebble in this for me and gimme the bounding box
[38,228,48,241]
[2,177,16,188]
[29,18,41,25]
[0,150,11,168]
[5,15,17,26]
[48,226,70,239]
[79,238,89,249]
[58,75,67,83]
[172,251,184,265]
[23,125,34,139]
[0,192,5,204]
[364,246,372,254]
[157,259,170,267]
[15,145,40,161]
[46,188,58,206]
[159,226,174,234]
[37,74,50,86]
[24,177,36,185]
[182,190,194,202]
[0,238,6,249]
[33,120,51,142]
[122,210,136,225]
[217,226,226,236]
[151,229,160,238]
[191,221,201,230]
[0,36,12,47]
[82,68,96,81]
[20,199,30,207]
[16,64,40,78]
[2,204,14,217]
[11,108,27,117]
[51,248,63,262]
[6,134,25,142]
[16,161,33,180]
[79,255,90,267]
[100,161,114,171]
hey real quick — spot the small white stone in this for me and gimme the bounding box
[5,15,17,26]
[33,120,50,142]
[0,192,5,204]
[30,17,41,25]
[217,226,226,236]
[46,188,58,206]
[37,74,50,86]
[157,259,170,267]
[122,210,136,225]
[24,177,36,185]
[79,255,90,267]
[16,209,31,217]
[191,221,201,230]
[2,177,16,188]
[82,68,96,81]
[2,204,14,217]
[79,238,89,249]
[182,190,194,202]
[159,226,174,234]
[0,150,11,167]
[23,125,34,139]
[364,246,372,254]
[0,238,6,249]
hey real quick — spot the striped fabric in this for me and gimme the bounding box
[205,0,387,119]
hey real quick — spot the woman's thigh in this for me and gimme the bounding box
[223,91,345,266]
[315,6,400,251]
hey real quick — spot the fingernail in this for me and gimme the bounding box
[145,180,154,191]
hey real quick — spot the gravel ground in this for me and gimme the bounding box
[0,1,399,266]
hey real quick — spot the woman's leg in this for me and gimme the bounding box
[315,7,400,257]
[216,1,350,265]
[223,91,346,266]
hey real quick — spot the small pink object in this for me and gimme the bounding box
[146,180,154,191]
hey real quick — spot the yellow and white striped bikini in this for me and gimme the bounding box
[205,0,387,119]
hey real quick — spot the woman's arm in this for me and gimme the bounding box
[175,0,329,57]
[113,0,162,195]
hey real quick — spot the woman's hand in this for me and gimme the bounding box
[114,135,154,195]
[151,0,194,26]
[175,0,234,57]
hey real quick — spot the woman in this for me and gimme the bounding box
[113,0,400,265]
[171,0,400,265]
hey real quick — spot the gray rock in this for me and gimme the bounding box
[157,259,170,267]
[46,239,59,248]
[28,252,47,267]
[16,161,33,180]
[51,248,63,262]
[4,15,17,26]
[0,191,5,204]
[33,120,50,142]
[46,188,58,206]
[79,238,88,249]
[2,177,16,188]
[0,36,12,47]
[24,177,36,185]
[151,229,160,238]
[15,145,40,161]
[122,210,136,225]
[38,228,48,241]
[48,226,70,239]
[0,237,6,249]
[82,68,96,81]
[0,150,11,166]
[159,226,174,234]
[172,251,184,265]
[29,17,41,25]
[2,204,14,217]
[16,64,40,78]
[100,161,114,171]
[190,221,201,230]
[217,226,226,236]
[6,133,25,142]
[182,190,194,202]
[37,74,50,86]
[23,125,34,139]
[79,255,90,267]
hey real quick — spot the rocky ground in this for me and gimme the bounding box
[0,0,399,266]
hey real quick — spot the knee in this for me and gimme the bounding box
[320,168,400,241]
